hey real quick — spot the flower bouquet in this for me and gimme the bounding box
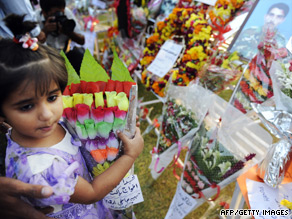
[61,49,137,177]
[165,88,272,217]
[231,29,284,114]
[198,51,244,97]
[182,121,255,198]
[149,83,212,180]
[157,98,198,154]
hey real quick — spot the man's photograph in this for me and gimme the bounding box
[229,0,292,60]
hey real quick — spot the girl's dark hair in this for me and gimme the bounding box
[39,0,66,13]
[0,14,68,115]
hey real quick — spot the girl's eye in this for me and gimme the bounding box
[48,95,58,102]
[20,104,33,112]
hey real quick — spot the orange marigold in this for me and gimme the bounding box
[194,24,204,34]
[146,34,159,44]
[182,54,191,62]
[157,21,166,31]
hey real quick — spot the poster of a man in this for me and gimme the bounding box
[229,0,292,60]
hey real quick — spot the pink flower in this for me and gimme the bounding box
[63,108,77,127]
[114,108,127,120]
[91,106,104,123]
[104,107,114,123]
[198,181,205,189]
[76,104,90,124]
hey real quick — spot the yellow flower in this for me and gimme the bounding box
[114,92,129,111]
[222,59,230,69]
[258,87,268,96]
[105,91,117,107]
[94,92,104,108]
[62,96,73,108]
[83,93,94,107]
[281,199,292,209]
[73,93,83,106]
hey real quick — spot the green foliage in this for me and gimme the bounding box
[111,49,134,82]
[60,50,80,85]
[80,49,109,82]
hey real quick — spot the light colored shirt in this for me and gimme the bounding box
[0,0,41,38]
[35,7,83,50]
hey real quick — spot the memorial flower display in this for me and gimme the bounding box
[61,49,136,177]
[232,29,285,114]
[140,0,247,97]
[182,121,256,198]
[198,51,243,95]
[156,98,198,154]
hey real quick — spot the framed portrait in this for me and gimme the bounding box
[228,0,292,60]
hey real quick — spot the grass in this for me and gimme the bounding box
[133,81,236,219]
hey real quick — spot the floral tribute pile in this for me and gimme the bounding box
[156,98,198,154]
[232,29,288,114]
[182,120,256,199]
[140,0,246,97]
[198,51,244,95]
[61,49,136,177]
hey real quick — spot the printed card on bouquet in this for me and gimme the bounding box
[195,0,216,6]
[147,40,183,78]
[165,182,197,219]
[103,175,144,210]
[247,179,292,219]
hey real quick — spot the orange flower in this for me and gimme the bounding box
[157,21,166,31]
[146,34,159,44]
[182,54,191,62]
[194,24,204,34]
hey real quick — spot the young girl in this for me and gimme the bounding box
[0,14,144,219]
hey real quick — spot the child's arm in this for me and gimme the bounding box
[70,127,144,204]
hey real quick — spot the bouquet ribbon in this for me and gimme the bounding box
[152,147,165,173]
[211,18,231,42]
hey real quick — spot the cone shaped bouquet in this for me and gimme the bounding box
[61,49,137,177]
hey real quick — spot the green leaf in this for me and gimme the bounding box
[111,49,134,82]
[60,50,80,85]
[80,49,109,82]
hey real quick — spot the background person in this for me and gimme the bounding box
[0,0,46,42]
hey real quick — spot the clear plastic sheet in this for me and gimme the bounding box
[165,85,272,214]
[149,83,212,180]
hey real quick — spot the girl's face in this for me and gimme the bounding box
[0,80,64,147]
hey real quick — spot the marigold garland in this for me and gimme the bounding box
[140,1,247,97]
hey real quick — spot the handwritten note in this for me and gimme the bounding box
[165,182,197,219]
[247,179,292,219]
[147,40,183,78]
[103,175,144,210]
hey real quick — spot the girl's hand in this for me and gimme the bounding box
[0,177,54,219]
[117,127,144,161]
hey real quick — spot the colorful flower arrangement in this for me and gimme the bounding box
[140,0,247,97]
[209,0,245,27]
[181,122,256,198]
[198,51,243,94]
[232,29,287,114]
[157,98,198,154]
[140,7,212,96]
[61,49,136,177]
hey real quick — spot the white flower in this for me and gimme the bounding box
[186,185,193,194]
[218,161,231,175]
[181,180,188,188]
